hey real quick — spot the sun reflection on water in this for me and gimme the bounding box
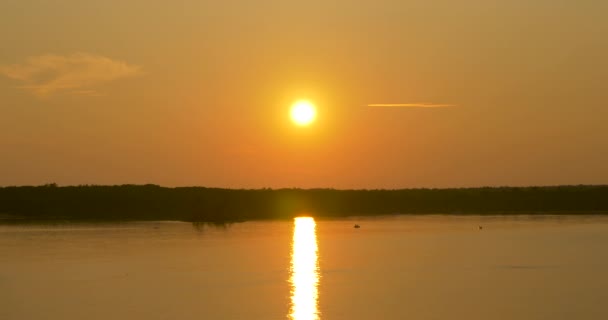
[289,217,320,320]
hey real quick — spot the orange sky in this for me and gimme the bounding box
[1,0,607,188]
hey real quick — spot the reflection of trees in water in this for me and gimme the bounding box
[191,221,234,233]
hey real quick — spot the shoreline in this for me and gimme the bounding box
[2,184,607,222]
[3,211,608,225]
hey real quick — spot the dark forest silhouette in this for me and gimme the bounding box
[1,184,607,222]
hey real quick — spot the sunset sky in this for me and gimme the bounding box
[1,0,607,188]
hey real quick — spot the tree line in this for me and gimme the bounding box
[0,184,607,221]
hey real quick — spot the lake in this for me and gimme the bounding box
[2,215,608,319]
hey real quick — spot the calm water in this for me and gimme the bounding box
[2,215,608,320]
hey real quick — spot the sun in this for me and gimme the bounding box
[290,100,317,126]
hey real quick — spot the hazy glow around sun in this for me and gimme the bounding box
[291,100,316,126]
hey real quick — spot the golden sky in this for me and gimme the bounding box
[1,0,607,188]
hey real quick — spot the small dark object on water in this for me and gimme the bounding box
[479,225,483,230]
[354,224,361,229]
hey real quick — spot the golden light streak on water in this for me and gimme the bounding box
[289,217,320,320]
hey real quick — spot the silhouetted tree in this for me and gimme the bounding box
[0,185,607,222]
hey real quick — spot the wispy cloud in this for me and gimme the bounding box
[367,103,456,108]
[0,53,141,96]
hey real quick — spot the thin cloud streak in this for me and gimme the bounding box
[0,53,141,97]
[367,103,456,108]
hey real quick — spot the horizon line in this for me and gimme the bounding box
[2,183,606,191]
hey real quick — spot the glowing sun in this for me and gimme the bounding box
[290,100,316,126]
